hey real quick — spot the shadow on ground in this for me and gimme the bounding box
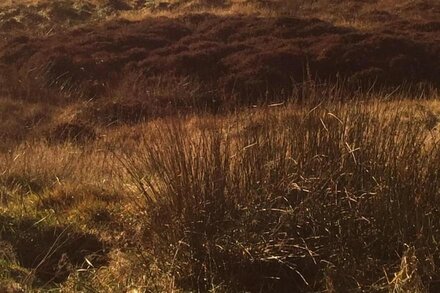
[0,215,107,285]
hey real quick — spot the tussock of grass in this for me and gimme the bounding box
[109,100,440,291]
[1,1,440,291]
[2,86,440,291]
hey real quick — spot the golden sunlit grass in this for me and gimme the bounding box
[1,0,440,291]
[2,95,440,291]
[116,0,440,32]
[2,0,438,34]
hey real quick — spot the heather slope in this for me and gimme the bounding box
[2,13,440,100]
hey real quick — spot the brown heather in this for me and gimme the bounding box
[1,0,440,292]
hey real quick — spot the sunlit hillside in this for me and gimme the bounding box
[1,0,440,292]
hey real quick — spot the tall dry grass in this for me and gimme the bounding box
[113,100,440,291]
[2,90,440,291]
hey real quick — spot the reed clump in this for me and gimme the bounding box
[117,101,440,291]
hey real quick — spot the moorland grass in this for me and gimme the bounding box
[2,96,440,291]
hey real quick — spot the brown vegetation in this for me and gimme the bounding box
[2,98,440,291]
[1,0,440,292]
[2,12,440,100]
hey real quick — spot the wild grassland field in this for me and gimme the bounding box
[1,0,440,292]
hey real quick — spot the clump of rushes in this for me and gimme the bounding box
[3,97,440,291]
[119,101,440,292]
